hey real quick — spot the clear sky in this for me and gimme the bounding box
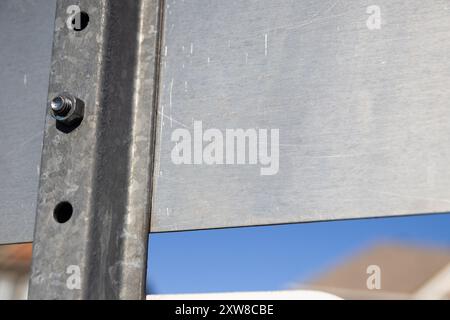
[146,213,450,294]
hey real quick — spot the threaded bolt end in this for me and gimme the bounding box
[51,95,72,117]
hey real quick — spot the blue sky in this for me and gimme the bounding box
[147,213,450,294]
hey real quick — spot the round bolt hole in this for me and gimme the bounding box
[72,11,89,31]
[53,202,73,224]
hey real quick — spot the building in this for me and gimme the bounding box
[0,244,32,300]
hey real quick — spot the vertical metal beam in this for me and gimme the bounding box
[29,0,163,299]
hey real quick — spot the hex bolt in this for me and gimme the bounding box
[49,93,84,126]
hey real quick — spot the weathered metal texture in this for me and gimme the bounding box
[29,0,162,299]
[152,0,450,232]
[0,0,56,244]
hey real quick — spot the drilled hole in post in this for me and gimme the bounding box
[53,202,73,224]
[72,11,89,31]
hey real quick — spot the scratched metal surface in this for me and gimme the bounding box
[0,0,56,244]
[151,0,450,232]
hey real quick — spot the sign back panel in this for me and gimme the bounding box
[0,0,55,244]
[151,0,450,232]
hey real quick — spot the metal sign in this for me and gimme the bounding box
[151,0,450,232]
[0,0,56,244]
[2,0,450,247]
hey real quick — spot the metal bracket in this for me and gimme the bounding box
[29,0,163,299]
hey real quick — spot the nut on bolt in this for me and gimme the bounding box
[50,93,84,126]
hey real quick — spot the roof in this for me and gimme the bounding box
[0,243,32,273]
[298,242,450,299]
